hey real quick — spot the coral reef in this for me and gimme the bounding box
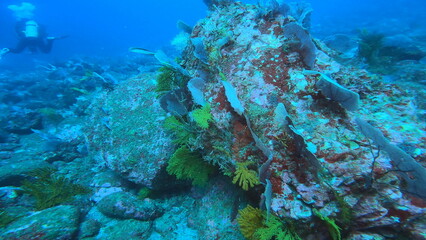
[1,1,424,239]
[168,2,425,239]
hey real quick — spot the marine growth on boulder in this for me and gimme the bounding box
[131,1,424,239]
[5,1,420,240]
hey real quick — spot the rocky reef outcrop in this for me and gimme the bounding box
[84,1,426,239]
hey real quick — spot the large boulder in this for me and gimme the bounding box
[0,159,50,186]
[0,205,80,239]
[97,191,164,221]
[85,74,176,189]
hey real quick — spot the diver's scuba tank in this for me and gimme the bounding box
[23,20,39,38]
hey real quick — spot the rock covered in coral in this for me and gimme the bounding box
[78,218,101,239]
[0,159,50,186]
[97,191,164,221]
[97,219,152,240]
[85,73,176,189]
[176,1,425,239]
[187,177,244,240]
[0,205,80,239]
[323,34,359,59]
[152,176,244,240]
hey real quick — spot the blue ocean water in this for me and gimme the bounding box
[0,0,425,66]
[0,0,207,69]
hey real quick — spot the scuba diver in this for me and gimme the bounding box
[1,19,67,57]
[0,2,67,58]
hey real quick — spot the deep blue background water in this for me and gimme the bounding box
[0,0,207,69]
[0,0,425,69]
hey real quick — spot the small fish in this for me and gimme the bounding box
[264,179,272,222]
[31,129,61,141]
[101,117,112,130]
[177,20,193,34]
[129,47,155,55]
[71,87,90,95]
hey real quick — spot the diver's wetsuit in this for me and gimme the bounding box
[9,19,54,54]
[9,38,53,54]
